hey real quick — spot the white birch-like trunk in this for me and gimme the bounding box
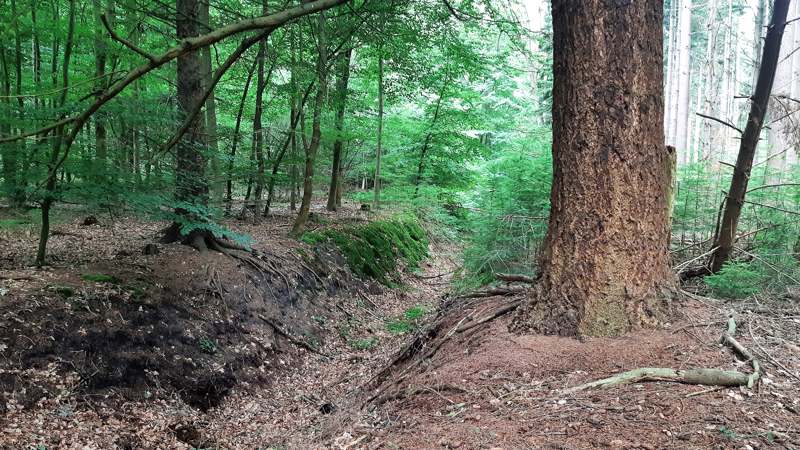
[675,0,693,160]
[789,0,800,167]
[766,8,793,182]
[665,0,681,145]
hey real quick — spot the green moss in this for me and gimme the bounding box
[81,273,120,284]
[300,214,428,285]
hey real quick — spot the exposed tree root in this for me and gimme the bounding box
[494,273,536,284]
[455,287,526,299]
[563,317,761,394]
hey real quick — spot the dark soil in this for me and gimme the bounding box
[0,204,377,415]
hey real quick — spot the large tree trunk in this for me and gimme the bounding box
[511,0,676,337]
[165,0,208,242]
[327,48,352,211]
[710,0,790,273]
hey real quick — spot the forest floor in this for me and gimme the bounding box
[0,202,799,449]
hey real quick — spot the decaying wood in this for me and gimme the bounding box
[563,317,761,394]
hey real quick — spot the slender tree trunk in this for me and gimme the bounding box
[200,0,221,203]
[674,0,693,160]
[511,0,675,337]
[251,33,267,222]
[289,25,299,212]
[36,0,76,266]
[752,0,767,89]
[0,40,18,204]
[710,0,790,273]
[373,52,384,210]
[31,0,42,110]
[414,83,446,197]
[290,11,327,236]
[765,11,793,183]
[327,48,352,211]
[9,0,26,205]
[93,0,109,181]
[665,0,680,146]
[225,59,257,216]
[790,0,800,167]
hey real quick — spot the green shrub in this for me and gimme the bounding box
[704,262,764,299]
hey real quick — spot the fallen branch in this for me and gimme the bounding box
[258,314,329,358]
[495,273,536,284]
[564,317,761,394]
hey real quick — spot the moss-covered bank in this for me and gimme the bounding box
[301,214,428,285]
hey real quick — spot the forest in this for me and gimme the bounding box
[0,0,799,448]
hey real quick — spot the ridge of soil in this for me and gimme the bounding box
[0,202,459,449]
[325,294,800,449]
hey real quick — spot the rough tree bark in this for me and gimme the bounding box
[511,0,676,337]
[327,48,352,211]
[710,0,790,273]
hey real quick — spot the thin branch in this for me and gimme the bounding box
[746,183,800,194]
[101,13,157,62]
[695,112,743,134]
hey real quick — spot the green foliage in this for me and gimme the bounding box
[199,337,218,354]
[301,214,428,285]
[459,136,552,290]
[704,262,764,299]
[386,305,427,334]
[81,273,120,284]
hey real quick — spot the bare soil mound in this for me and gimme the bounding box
[332,294,800,449]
